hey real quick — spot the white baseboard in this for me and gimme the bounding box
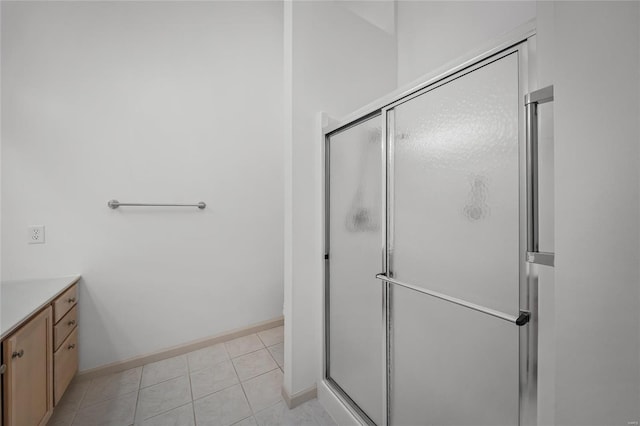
[317,380,363,426]
[76,316,284,381]
[281,383,317,409]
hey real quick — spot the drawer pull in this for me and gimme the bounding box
[68,320,77,326]
[68,297,76,304]
[11,349,24,359]
[68,343,76,350]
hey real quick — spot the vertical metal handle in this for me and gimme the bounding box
[525,85,554,267]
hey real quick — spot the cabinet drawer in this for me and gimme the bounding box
[53,284,77,324]
[54,327,78,405]
[54,306,78,351]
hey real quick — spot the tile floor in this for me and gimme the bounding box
[48,326,336,426]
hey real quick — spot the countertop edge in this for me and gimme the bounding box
[0,275,81,341]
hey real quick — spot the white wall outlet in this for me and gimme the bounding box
[28,225,45,244]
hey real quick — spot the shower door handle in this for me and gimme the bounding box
[525,85,555,267]
[375,274,530,326]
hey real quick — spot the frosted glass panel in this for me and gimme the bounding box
[392,53,521,315]
[390,285,519,426]
[327,116,383,425]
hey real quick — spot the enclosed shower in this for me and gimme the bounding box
[323,32,554,426]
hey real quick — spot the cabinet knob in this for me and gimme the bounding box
[11,349,24,359]
[68,320,76,326]
[68,343,76,350]
[68,297,76,304]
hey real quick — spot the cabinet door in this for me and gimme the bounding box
[54,328,78,405]
[3,307,53,426]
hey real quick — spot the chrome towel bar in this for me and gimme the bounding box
[108,200,206,210]
[375,273,530,326]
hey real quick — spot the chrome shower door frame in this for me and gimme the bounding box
[322,30,540,426]
[323,111,384,426]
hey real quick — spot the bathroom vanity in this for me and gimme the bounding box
[0,275,80,426]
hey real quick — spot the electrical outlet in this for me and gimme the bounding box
[28,225,45,244]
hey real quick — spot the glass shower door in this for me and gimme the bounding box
[326,115,383,425]
[386,51,525,425]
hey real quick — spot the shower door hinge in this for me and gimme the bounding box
[324,253,329,260]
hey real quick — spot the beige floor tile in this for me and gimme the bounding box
[256,327,283,347]
[225,335,264,358]
[253,400,318,426]
[266,343,283,368]
[142,403,195,426]
[136,375,192,420]
[72,391,137,426]
[81,367,142,408]
[193,384,252,426]
[241,369,283,413]
[48,408,76,426]
[231,416,258,426]
[304,399,337,426]
[190,359,239,400]
[232,349,277,382]
[141,355,188,388]
[187,343,229,372]
[55,379,91,413]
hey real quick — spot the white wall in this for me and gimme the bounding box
[1,1,284,371]
[283,0,397,396]
[547,2,640,424]
[397,0,536,86]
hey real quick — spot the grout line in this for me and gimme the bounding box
[266,340,284,349]
[68,378,92,424]
[230,415,254,426]
[226,343,266,360]
[239,367,281,385]
[256,327,284,349]
[141,401,193,424]
[264,345,280,366]
[139,364,189,389]
[74,370,144,410]
[229,354,254,414]
[135,377,193,423]
[256,333,268,347]
[239,367,284,416]
[133,389,141,425]
[190,378,240,403]
[186,360,196,425]
[230,345,268,361]
[132,367,144,425]
[251,397,287,424]
[256,332,283,348]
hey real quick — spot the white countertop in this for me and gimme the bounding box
[1,275,81,340]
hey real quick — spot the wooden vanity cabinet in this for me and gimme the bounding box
[2,307,53,426]
[1,280,78,425]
